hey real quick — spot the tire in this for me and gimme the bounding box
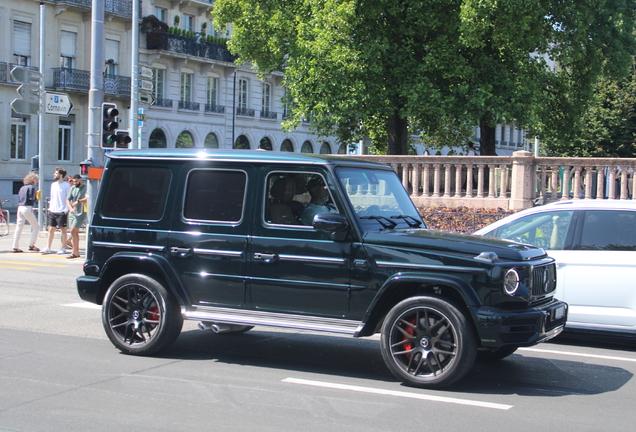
[380,296,478,389]
[102,274,183,355]
[476,346,518,362]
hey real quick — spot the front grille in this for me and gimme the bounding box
[531,263,556,297]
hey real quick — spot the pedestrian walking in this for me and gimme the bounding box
[41,168,71,255]
[12,172,40,253]
[65,174,87,259]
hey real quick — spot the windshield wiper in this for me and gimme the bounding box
[390,215,423,228]
[359,215,398,229]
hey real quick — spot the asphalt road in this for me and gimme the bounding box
[1,232,636,431]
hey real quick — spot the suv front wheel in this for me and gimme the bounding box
[102,274,183,355]
[380,296,477,389]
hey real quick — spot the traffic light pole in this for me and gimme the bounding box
[87,0,105,223]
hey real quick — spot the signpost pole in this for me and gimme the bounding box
[129,0,140,148]
[37,4,46,230]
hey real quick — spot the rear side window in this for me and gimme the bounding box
[578,210,636,251]
[101,166,171,220]
[183,169,246,223]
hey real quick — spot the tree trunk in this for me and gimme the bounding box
[479,116,497,156]
[387,113,408,155]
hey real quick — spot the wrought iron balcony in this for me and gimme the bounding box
[260,110,278,120]
[146,33,237,63]
[178,100,200,111]
[155,98,173,108]
[0,62,7,82]
[236,107,255,117]
[52,68,131,96]
[52,0,132,17]
[2,63,39,84]
[205,104,225,114]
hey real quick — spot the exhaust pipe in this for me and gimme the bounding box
[198,322,246,334]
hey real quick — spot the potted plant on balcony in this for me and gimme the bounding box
[141,15,169,50]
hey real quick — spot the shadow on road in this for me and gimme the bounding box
[156,327,633,396]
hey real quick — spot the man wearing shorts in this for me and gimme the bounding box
[65,174,87,259]
[41,168,71,254]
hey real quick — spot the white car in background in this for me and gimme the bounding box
[474,200,636,339]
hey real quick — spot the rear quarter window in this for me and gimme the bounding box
[101,166,171,220]
[578,210,636,251]
[183,169,247,223]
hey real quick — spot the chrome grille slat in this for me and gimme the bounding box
[531,263,556,297]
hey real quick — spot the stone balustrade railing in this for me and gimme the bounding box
[349,151,636,210]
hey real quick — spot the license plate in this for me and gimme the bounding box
[554,305,565,320]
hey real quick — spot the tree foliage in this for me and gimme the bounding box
[213,0,636,155]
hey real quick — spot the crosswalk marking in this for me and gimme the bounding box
[0,259,69,268]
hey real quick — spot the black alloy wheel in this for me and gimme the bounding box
[380,296,477,389]
[102,274,183,355]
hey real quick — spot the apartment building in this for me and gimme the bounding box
[0,0,343,209]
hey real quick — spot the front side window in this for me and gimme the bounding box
[58,120,72,161]
[181,72,192,102]
[578,210,636,251]
[266,173,337,226]
[336,167,423,231]
[101,166,171,220]
[488,210,573,250]
[11,118,28,160]
[184,169,246,223]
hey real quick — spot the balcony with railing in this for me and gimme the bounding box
[178,100,200,111]
[52,68,130,97]
[236,107,255,117]
[205,104,225,114]
[145,33,237,63]
[260,110,278,120]
[52,0,132,17]
[155,98,173,108]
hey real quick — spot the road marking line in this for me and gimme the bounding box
[0,260,69,268]
[62,302,101,310]
[519,347,636,363]
[0,264,32,270]
[282,377,513,410]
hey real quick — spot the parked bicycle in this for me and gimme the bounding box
[0,199,10,236]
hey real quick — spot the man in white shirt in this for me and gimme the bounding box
[41,168,71,254]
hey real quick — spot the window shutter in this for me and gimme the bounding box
[105,39,119,62]
[61,31,77,58]
[13,21,31,57]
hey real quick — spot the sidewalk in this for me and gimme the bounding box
[0,222,86,254]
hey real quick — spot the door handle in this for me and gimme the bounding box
[170,247,192,258]
[254,252,277,263]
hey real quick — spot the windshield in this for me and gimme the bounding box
[336,167,424,230]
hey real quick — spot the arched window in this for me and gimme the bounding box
[176,131,194,148]
[204,133,219,148]
[280,139,293,152]
[319,142,331,154]
[301,141,313,153]
[234,135,250,149]
[337,144,346,154]
[259,137,273,150]
[149,128,167,148]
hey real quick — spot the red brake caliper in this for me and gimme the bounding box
[402,318,417,359]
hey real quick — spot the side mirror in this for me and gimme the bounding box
[313,213,349,241]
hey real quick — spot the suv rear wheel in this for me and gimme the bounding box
[102,274,183,355]
[380,296,477,389]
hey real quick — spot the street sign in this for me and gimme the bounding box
[138,79,155,92]
[138,114,147,122]
[10,67,42,84]
[17,85,40,102]
[138,92,155,105]
[44,92,73,116]
[139,66,154,80]
[11,99,39,115]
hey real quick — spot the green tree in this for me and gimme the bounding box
[213,0,636,155]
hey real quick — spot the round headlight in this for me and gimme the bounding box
[504,269,520,295]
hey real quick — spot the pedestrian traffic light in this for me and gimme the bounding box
[114,130,132,149]
[101,102,119,148]
[79,158,92,179]
[30,155,39,172]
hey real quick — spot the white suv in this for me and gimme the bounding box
[474,200,636,339]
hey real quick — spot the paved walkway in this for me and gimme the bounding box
[0,222,86,256]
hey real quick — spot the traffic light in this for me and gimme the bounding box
[114,130,132,149]
[79,158,92,179]
[101,102,119,148]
